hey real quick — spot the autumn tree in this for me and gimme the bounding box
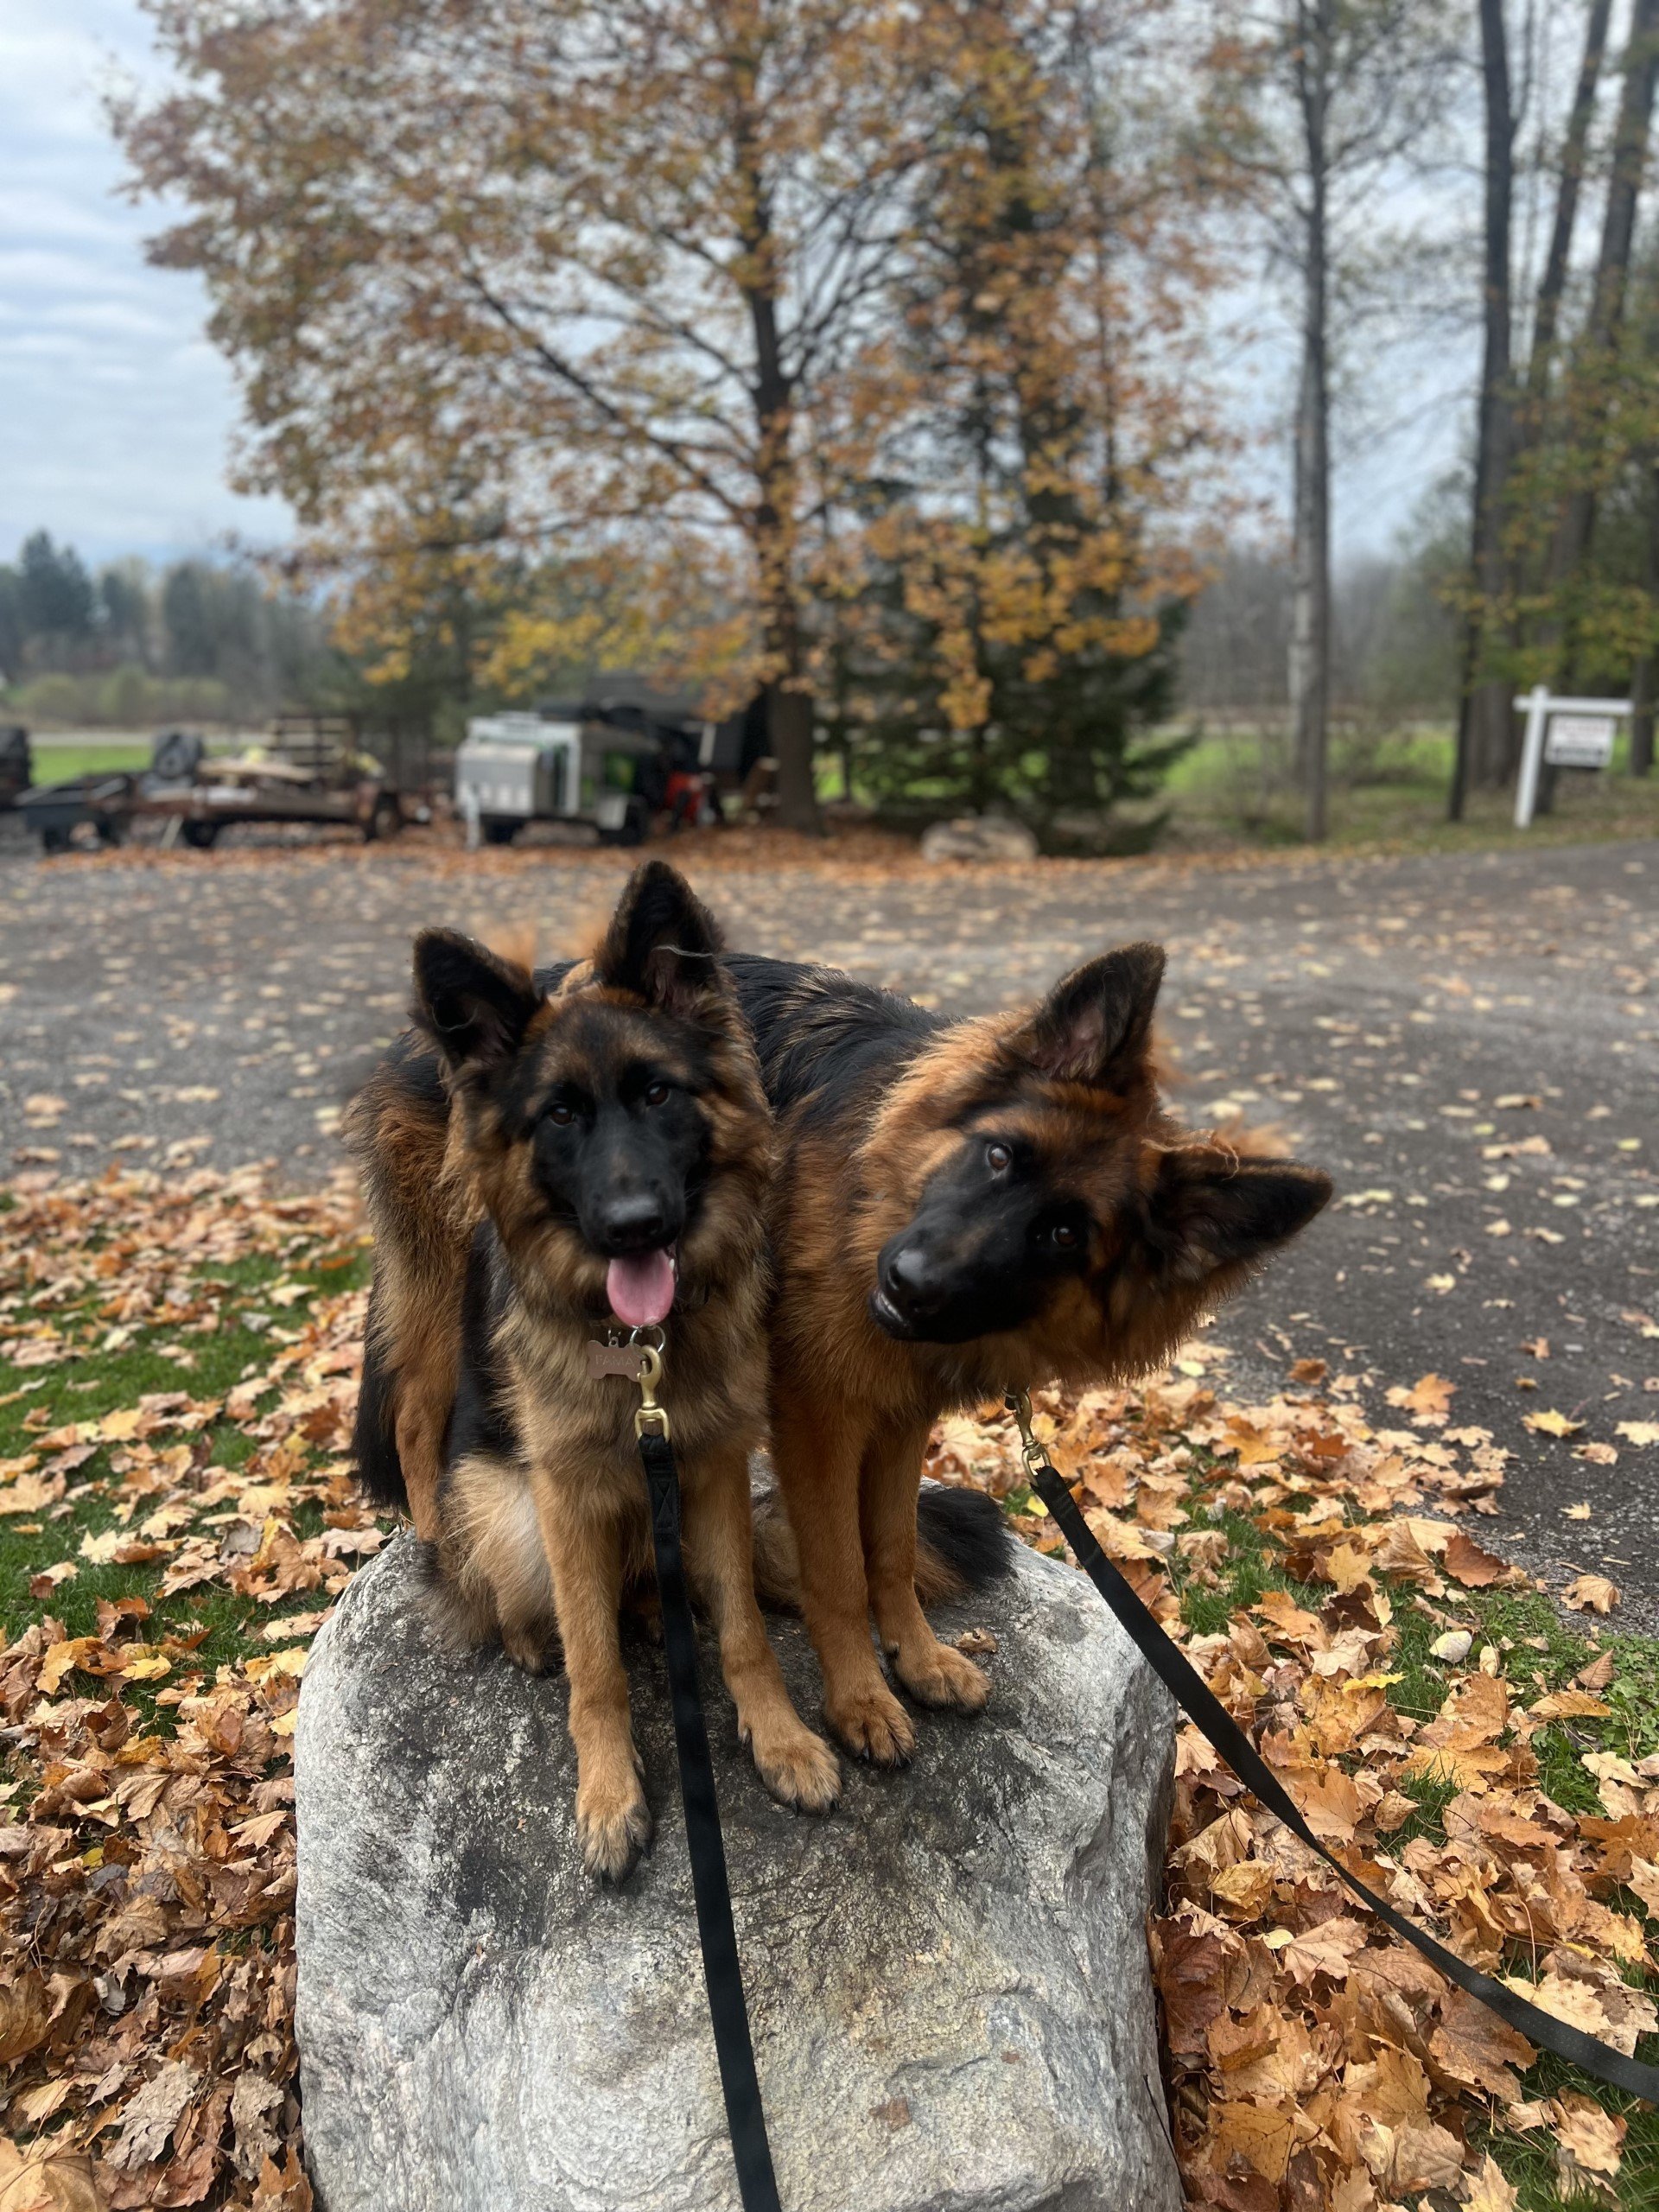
[118,0,949,831]
[817,0,1218,839]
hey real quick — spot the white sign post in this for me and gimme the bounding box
[1513,686,1629,827]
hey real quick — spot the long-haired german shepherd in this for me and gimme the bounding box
[346,864,839,1877]
[728,945,1333,1764]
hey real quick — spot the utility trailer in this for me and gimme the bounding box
[21,721,407,855]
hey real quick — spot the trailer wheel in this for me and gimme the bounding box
[364,793,403,842]
[40,827,70,857]
[94,816,125,848]
[180,818,221,850]
[481,817,519,846]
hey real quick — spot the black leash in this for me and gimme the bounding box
[1006,1394,1659,2105]
[638,1422,784,2212]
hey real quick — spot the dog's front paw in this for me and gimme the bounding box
[576,1772,652,1882]
[824,1677,915,1767]
[499,1625,552,1675]
[893,1638,989,1713]
[751,1719,842,1814]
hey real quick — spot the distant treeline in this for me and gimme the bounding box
[1181,512,1463,728]
[0,532,334,728]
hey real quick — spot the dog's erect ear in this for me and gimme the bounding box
[412,929,541,1070]
[1144,1146,1333,1288]
[592,861,725,1018]
[1012,943,1165,1088]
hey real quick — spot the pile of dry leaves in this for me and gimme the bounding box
[934,1355,1657,2211]
[2,1170,370,2209]
[3,1171,1655,2209]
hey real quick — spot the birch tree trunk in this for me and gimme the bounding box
[1288,0,1332,844]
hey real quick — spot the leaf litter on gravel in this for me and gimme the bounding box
[2,1175,1655,2209]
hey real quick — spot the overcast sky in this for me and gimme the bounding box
[1,2,1470,576]
[0,3,289,567]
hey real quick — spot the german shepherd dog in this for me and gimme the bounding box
[728,944,1333,1765]
[347,864,839,1878]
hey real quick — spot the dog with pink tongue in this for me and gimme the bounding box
[348,862,840,1880]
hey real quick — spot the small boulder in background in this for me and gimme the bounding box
[918,815,1040,864]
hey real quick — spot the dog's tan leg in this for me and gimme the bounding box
[394,1376,449,1542]
[531,1480,651,1880]
[683,1446,840,1813]
[862,1423,989,1715]
[771,1382,915,1766]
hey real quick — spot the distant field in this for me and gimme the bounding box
[21,741,154,781]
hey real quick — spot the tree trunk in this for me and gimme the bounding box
[1547,0,1659,645]
[1633,456,1659,777]
[733,62,820,836]
[1289,0,1332,843]
[1452,0,1516,818]
[1522,0,1612,413]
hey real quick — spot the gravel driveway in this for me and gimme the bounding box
[3,826,1655,1622]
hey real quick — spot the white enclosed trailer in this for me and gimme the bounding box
[454,711,659,846]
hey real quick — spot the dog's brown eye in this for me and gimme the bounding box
[1052,1223,1078,1249]
[987,1141,1012,1172]
[547,1102,575,1126]
[645,1081,670,1108]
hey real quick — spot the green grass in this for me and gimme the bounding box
[21,741,156,781]
[0,1244,372,1729]
[1156,717,1659,855]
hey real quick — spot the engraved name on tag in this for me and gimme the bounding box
[587,1339,647,1380]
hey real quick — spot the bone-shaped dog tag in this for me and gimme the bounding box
[587,1339,646,1381]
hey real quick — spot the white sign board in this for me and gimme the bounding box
[1544,713,1617,769]
[1513,687,1630,826]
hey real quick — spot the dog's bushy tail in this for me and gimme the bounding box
[914,1484,1015,1603]
[352,1312,410,1516]
[751,1478,1014,1611]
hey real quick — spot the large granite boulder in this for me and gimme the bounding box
[295,1529,1179,2212]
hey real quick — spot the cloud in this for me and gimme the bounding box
[0,0,293,565]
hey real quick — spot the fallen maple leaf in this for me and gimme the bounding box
[1561,1573,1621,1615]
[0,2140,101,2212]
[1523,1408,1584,1438]
[1529,1689,1611,1721]
[1463,2153,1519,2211]
[1443,1530,1508,1587]
[1550,2092,1624,2179]
[1614,1419,1659,1446]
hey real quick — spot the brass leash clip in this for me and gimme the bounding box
[631,1325,671,1441]
[586,1323,672,1440]
[1004,1389,1049,1483]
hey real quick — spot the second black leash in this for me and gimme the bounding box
[639,1424,784,2212]
[1006,1394,1659,2107]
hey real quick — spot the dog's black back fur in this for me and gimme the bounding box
[727,954,941,1129]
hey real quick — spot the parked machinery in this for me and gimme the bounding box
[454,705,663,848]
